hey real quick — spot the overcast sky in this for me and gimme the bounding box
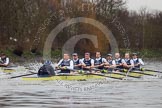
[126,0,162,11]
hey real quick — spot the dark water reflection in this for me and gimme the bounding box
[0,61,162,108]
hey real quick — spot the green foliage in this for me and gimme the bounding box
[0,49,19,62]
[51,49,62,58]
[22,51,35,59]
[119,49,162,58]
[140,49,162,58]
[119,49,132,57]
[0,0,162,60]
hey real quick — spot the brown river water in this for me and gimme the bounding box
[0,61,162,108]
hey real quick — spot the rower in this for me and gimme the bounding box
[72,53,82,70]
[38,60,55,77]
[81,52,94,70]
[132,53,144,69]
[56,53,74,74]
[123,53,134,69]
[114,53,126,69]
[0,53,9,67]
[94,52,107,69]
[104,54,116,71]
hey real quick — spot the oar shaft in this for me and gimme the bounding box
[10,73,37,79]
[144,69,162,73]
[88,73,123,80]
[131,71,155,76]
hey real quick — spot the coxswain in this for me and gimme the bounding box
[38,60,55,77]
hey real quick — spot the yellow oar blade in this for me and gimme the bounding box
[0,67,16,73]
[105,73,125,79]
[3,69,16,73]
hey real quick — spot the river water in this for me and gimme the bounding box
[0,61,162,108]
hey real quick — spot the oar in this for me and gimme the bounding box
[50,67,123,80]
[77,68,141,79]
[130,70,156,76]
[124,67,159,76]
[68,68,125,80]
[140,68,162,73]
[11,67,60,79]
[115,68,156,76]
[125,67,133,78]
[113,71,141,78]
[88,73,124,80]
[96,68,142,78]
[10,72,37,79]
[131,67,162,73]
[11,64,67,79]
[112,67,142,78]
[0,67,16,73]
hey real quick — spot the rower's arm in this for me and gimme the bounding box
[90,59,94,67]
[0,58,9,66]
[104,60,116,68]
[0,58,3,63]
[5,58,9,66]
[121,59,128,68]
[0,63,7,67]
[111,60,116,68]
[121,59,127,65]
[139,58,144,65]
[66,60,74,70]
[130,59,134,67]
[80,59,86,67]
[104,62,109,66]
[56,59,63,67]
[94,58,107,67]
[102,58,108,65]
[74,59,82,67]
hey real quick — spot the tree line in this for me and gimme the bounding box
[0,0,162,56]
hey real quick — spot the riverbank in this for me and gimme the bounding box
[1,49,162,63]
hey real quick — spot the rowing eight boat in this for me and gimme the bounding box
[22,74,106,81]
